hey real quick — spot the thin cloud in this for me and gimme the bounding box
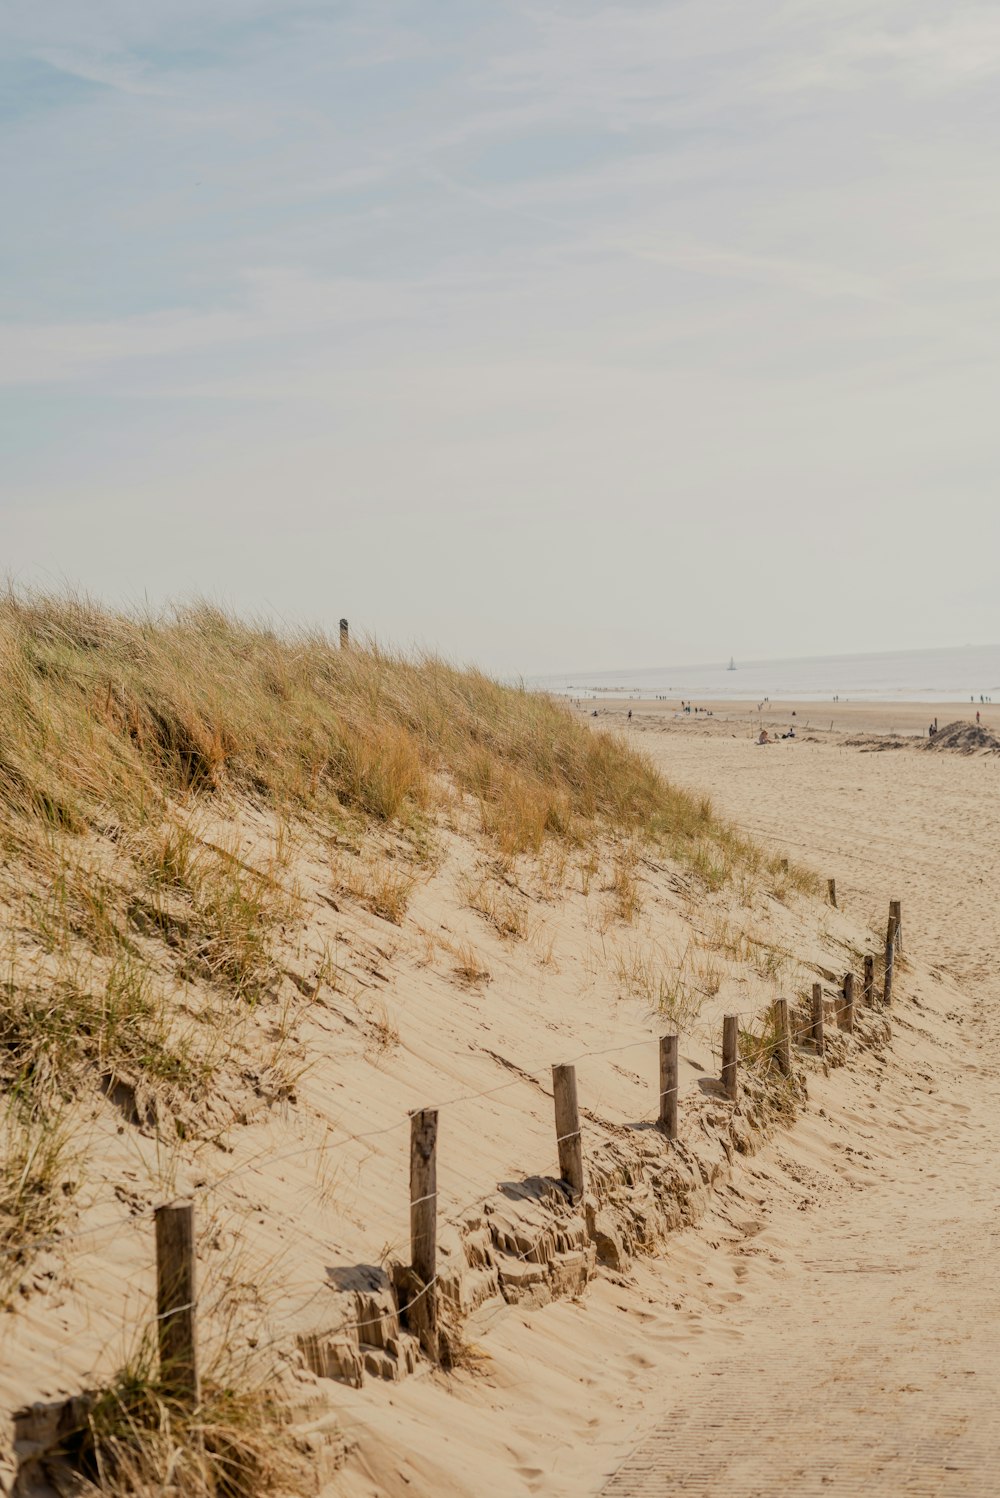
[33,46,167,96]
[0,270,426,384]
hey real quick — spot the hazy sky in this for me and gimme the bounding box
[3,2,999,674]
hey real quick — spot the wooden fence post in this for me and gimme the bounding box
[841,972,855,1034]
[828,878,837,908]
[721,1015,738,1101]
[863,954,875,1008]
[658,1035,678,1140]
[154,1201,200,1407]
[886,903,899,954]
[772,998,792,1076]
[339,617,349,649]
[409,1108,439,1357]
[883,905,897,1007]
[811,983,825,1057]
[552,1064,585,1197]
[889,899,902,954]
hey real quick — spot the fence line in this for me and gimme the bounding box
[156,917,902,1404]
[0,957,892,1267]
[6,899,904,1422]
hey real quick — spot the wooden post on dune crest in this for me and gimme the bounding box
[658,1035,678,1140]
[339,617,349,649]
[811,983,825,1057]
[890,899,902,954]
[721,1015,739,1101]
[863,954,875,1008]
[828,879,838,908]
[552,1064,585,1198]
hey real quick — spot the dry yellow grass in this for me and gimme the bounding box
[450,943,492,986]
[0,588,781,872]
[461,875,530,941]
[0,590,807,1326]
[0,587,806,1132]
[334,852,416,925]
[0,1099,74,1309]
[64,1334,309,1498]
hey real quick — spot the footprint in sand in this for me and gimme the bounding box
[515,1466,546,1490]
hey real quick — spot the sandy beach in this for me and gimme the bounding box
[574,696,998,738]
[592,708,1000,1492]
[5,682,1000,1496]
[331,707,1000,1494]
[11,3,1000,1491]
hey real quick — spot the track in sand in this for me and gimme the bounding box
[601,721,1000,1496]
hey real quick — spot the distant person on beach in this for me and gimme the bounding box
[758,728,770,745]
[627,709,632,721]
[976,710,981,724]
[929,723,935,737]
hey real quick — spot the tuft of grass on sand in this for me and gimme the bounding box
[606,844,642,925]
[451,943,491,986]
[460,875,530,941]
[612,940,706,1030]
[65,1335,310,1498]
[0,1096,75,1307]
[334,853,416,925]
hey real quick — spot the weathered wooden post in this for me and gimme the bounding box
[154,1201,200,1407]
[552,1064,585,1197]
[339,617,349,649]
[889,899,902,954]
[883,905,897,1007]
[811,983,825,1057]
[863,954,875,1008]
[658,1035,678,1140]
[409,1109,439,1358]
[841,972,855,1034]
[828,878,838,908]
[772,998,792,1076]
[721,1015,739,1101]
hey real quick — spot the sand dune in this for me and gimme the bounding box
[5,685,998,1496]
[325,713,1000,1495]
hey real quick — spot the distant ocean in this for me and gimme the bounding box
[533,644,1000,705]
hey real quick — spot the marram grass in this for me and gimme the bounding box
[0,588,791,878]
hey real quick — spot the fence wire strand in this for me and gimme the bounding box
[3,911,903,1407]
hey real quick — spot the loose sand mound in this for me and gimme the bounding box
[923,719,1000,753]
[843,734,909,753]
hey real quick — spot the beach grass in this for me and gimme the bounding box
[0,589,813,1265]
[0,588,804,878]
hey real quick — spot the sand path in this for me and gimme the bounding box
[600,724,1000,1495]
[603,1074,998,1494]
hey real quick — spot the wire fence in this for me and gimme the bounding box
[3,903,903,1447]
[1,976,889,1276]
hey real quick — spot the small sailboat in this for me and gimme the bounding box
[727,656,737,671]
